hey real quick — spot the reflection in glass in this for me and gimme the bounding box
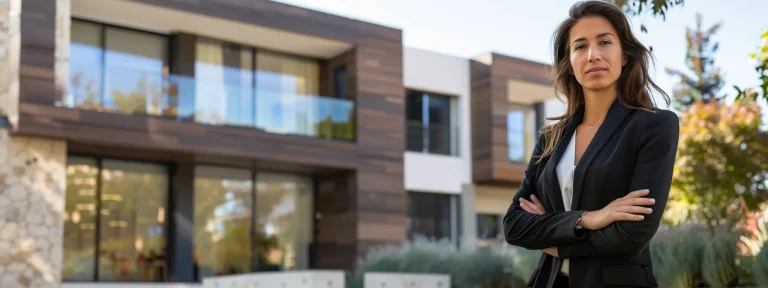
[194,167,253,280]
[195,39,254,126]
[476,214,501,240]
[255,51,320,135]
[103,27,168,116]
[97,160,168,281]
[405,91,455,155]
[407,192,453,241]
[507,110,526,162]
[255,173,313,271]
[63,157,99,281]
[69,21,104,110]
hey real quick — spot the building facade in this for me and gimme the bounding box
[0,0,564,287]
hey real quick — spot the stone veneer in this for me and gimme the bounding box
[55,0,70,108]
[0,128,67,287]
[0,0,22,125]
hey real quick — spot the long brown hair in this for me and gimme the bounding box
[537,0,670,163]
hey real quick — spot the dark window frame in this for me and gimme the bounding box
[63,153,174,284]
[405,89,456,156]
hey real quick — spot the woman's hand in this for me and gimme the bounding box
[520,195,546,215]
[578,189,655,230]
[519,196,559,257]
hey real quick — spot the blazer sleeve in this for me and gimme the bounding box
[503,132,589,250]
[557,110,680,259]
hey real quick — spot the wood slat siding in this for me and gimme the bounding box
[471,53,553,185]
[16,0,405,272]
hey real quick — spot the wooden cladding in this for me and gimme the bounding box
[471,53,553,185]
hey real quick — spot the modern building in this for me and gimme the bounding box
[465,52,565,248]
[402,47,472,247]
[0,0,564,287]
[1,0,406,286]
[400,48,565,248]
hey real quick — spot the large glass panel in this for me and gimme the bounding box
[195,39,254,126]
[69,20,104,110]
[255,51,320,136]
[507,105,536,162]
[103,27,168,116]
[255,173,313,271]
[407,192,453,241]
[405,91,424,152]
[476,214,501,240]
[427,94,452,155]
[63,157,99,281]
[97,160,168,281]
[194,166,253,280]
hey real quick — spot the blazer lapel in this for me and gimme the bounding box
[570,99,631,211]
[542,107,583,212]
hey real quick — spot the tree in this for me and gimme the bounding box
[735,28,768,104]
[607,0,684,34]
[665,99,768,234]
[665,14,725,110]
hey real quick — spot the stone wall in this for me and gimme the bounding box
[0,128,67,287]
[54,0,70,107]
[0,0,22,125]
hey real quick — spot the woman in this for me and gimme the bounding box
[502,1,679,288]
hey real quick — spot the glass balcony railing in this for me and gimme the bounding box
[406,120,460,156]
[65,66,355,141]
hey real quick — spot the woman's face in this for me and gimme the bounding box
[568,16,627,93]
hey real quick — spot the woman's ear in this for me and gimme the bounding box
[622,54,628,66]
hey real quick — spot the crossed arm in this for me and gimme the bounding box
[503,111,679,259]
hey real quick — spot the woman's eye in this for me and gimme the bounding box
[601,40,612,45]
[575,45,585,50]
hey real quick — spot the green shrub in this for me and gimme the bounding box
[350,237,531,288]
[754,241,768,287]
[651,230,704,288]
[702,233,739,287]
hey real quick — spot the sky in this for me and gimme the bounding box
[274,0,768,122]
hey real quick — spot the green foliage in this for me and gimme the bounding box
[665,13,724,110]
[650,229,704,288]
[668,100,768,231]
[735,28,768,104]
[350,237,533,288]
[607,0,684,34]
[702,233,739,287]
[754,241,768,287]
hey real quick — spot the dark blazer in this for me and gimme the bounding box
[503,99,679,288]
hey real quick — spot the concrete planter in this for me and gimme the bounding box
[364,272,450,288]
[202,270,345,288]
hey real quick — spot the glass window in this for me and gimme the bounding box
[428,95,452,155]
[406,90,424,152]
[103,27,168,115]
[194,38,254,126]
[255,51,320,136]
[507,111,526,162]
[69,21,104,109]
[194,166,253,280]
[192,168,313,277]
[405,90,455,155]
[476,214,501,240]
[68,20,170,116]
[407,192,455,241]
[255,173,313,271]
[63,157,99,281]
[98,160,168,281]
[507,105,536,162]
[62,157,169,282]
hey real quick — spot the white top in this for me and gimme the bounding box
[556,132,577,276]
